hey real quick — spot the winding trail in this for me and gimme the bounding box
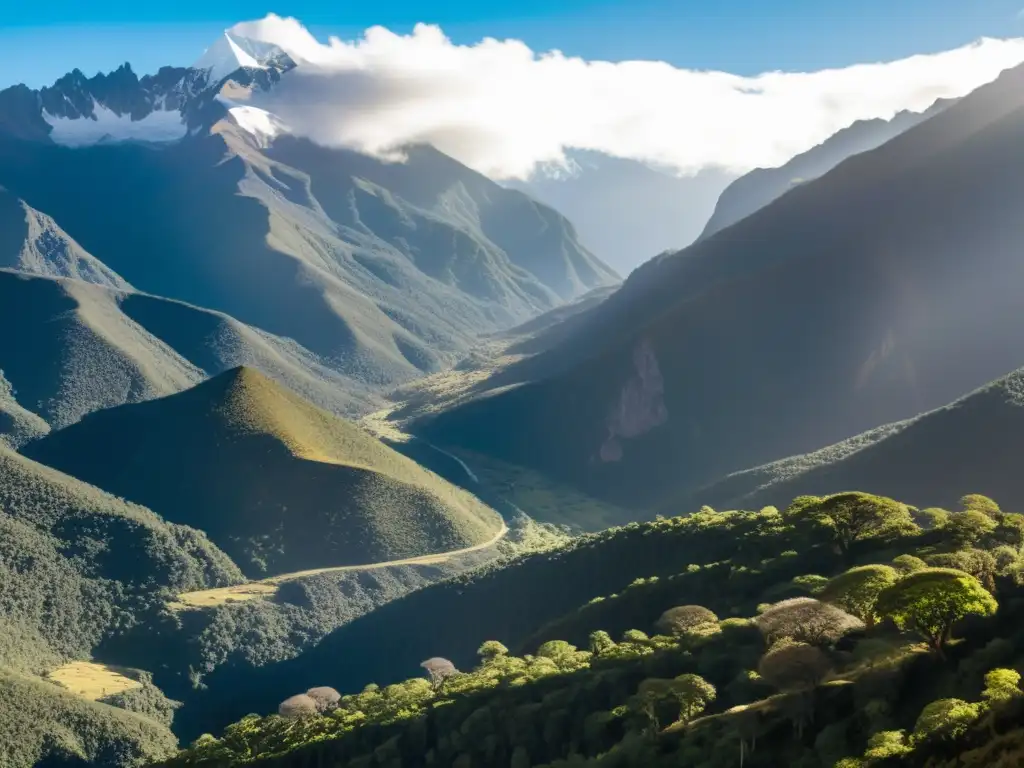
[171,517,508,610]
[170,432,510,610]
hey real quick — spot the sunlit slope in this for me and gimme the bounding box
[0,269,381,449]
[419,61,1024,508]
[25,367,504,577]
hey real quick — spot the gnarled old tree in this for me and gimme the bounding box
[754,598,864,646]
[420,657,459,691]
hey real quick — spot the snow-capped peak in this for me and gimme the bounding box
[194,32,265,85]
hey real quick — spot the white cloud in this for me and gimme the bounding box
[229,14,1024,179]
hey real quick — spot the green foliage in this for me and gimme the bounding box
[912,698,981,742]
[926,549,998,590]
[99,672,182,728]
[944,511,998,547]
[892,554,927,574]
[790,574,829,595]
[819,565,900,626]
[863,729,912,759]
[786,492,916,559]
[0,668,176,767]
[982,668,1022,704]
[960,495,1002,518]
[876,568,998,651]
[655,605,720,637]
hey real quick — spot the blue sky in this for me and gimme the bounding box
[2,0,1023,88]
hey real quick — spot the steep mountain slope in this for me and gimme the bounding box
[0,668,177,768]
[0,270,203,438]
[510,151,737,274]
[0,440,241,674]
[0,118,616,389]
[698,99,951,239]
[25,367,504,577]
[0,187,129,288]
[0,270,383,447]
[693,367,1024,513]
[418,61,1024,508]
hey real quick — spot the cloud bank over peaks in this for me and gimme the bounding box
[225,14,1024,179]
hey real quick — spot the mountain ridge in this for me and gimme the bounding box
[24,366,505,577]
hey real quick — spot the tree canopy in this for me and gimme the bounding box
[876,568,997,652]
[819,565,900,627]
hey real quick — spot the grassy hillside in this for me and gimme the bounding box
[0,669,177,768]
[160,492,1024,768]
[418,62,1024,509]
[692,367,1024,513]
[25,367,504,577]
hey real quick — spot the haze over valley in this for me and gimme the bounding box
[5,6,1024,768]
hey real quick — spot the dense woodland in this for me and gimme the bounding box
[159,492,1024,767]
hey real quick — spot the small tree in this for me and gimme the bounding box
[757,640,832,692]
[655,605,719,637]
[876,568,998,654]
[630,673,716,732]
[305,686,341,712]
[420,657,458,690]
[912,698,981,743]
[477,641,509,664]
[536,640,590,672]
[589,630,617,657]
[673,674,717,723]
[819,565,899,628]
[863,730,912,759]
[754,597,864,645]
[982,668,1022,704]
[278,693,319,719]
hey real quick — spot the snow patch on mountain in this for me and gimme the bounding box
[224,104,287,146]
[43,103,187,146]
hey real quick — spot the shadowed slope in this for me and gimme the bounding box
[0,187,129,289]
[692,367,1024,513]
[0,441,241,674]
[25,367,503,577]
[698,99,951,240]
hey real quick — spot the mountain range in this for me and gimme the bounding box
[4,15,1024,768]
[0,27,618,447]
[416,60,1024,511]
